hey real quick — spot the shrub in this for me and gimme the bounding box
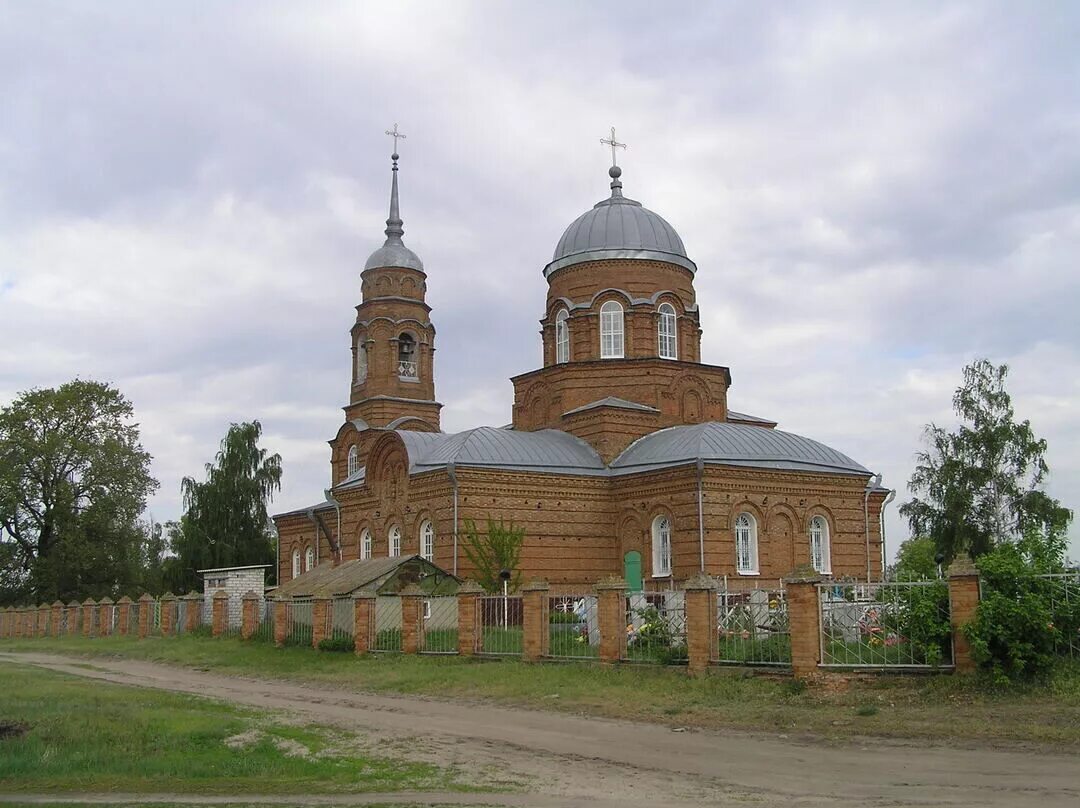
[317,636,354,653]
[549,611,582,625]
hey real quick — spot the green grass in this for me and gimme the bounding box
[715,634,791,665]
[479,627,522,655]
[6,635,1080,747]
[0,662,476,795]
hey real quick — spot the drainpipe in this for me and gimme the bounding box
[879,489,896,581]
[696,457,705,573]
[864,473,882,583]
[324,488,343,565]
[447,462,459,576]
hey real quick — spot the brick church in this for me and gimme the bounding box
[274,138,889,591]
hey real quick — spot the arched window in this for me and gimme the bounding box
[359,528,372,560]
[651,515,672,577]
[291,549,301,579]
[397,334,417,378]
[356,343,368,383]
[347,445,360,477]
[734,513,758,574]
[555,309,570,364]
[420,520,435,561]
[600,301,624,359]
[388,525,401,558]
[809,516,831,574]
[658,303,677,360]
[304,546,315,572]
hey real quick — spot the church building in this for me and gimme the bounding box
[274,136,890,591]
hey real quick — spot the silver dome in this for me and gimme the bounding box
[544,168,695,278]
[365,242,424,272]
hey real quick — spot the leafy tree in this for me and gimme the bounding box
[167,421,282,592]
[461,517,524,593]
[889,536,939,580]
[0,380,158,603]
[900,359,1071,563]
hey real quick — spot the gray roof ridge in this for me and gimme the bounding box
[562,396,660,417]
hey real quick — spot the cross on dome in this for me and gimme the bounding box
[385,122,407,157]
[600,126,627,168]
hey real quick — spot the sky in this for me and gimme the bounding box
[1,1,1078,563]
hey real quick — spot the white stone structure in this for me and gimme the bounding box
[198,565,270,628]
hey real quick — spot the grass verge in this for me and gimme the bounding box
[4,635,1080,747]
[0,662,480,795]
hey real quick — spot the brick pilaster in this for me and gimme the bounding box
[785,567,823,679]
[183,591,201,633]
[82,598,96,638]
[400,584,422,655]
[98,597,114,637]
[596,578,628,663]
[159,593,176,636]
[684,573,718,676]
[116,597,132,636]
[948,556,981,674]
[273,599,288,646]
[353,592,375,654]
[138,594,154,639]
[521,580,550,662]
[456,581,483,656]
[241,590,259,640]
[311,597,330,649]
[211,590,227,638]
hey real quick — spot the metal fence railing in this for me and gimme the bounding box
[329,597,354,644]
[1036,573,1080,660]
[548,594,599,659]
[624,589,687,664]
[252,599,275,642]
[420,596,458,654]
[819,580,952,668]
[714,585,790,667]
[476,595,523,656]
[373,596,402,652]
[176,600,188,635]
[128,602,141,636]
[282,599,313,647]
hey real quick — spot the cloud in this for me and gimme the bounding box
[1,1,1077,560]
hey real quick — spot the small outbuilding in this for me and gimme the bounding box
[272,555,459,599]
[198,564,272,625]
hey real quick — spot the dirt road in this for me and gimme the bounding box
[2,652,1078,807]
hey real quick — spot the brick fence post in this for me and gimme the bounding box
[457,581,484,656]
[400,584,422,655]
[311,596,330,649]
[50,601,63,637]
[82,598,97,638]
[241,590,259,640]
[116,597,132,636]
[159,593,176,636]
[183,591,201,633]
[12,608,22,639]
[0,607,11,639]
[138,594,154,639]
[596,577,628,664]
[521,580,550,662]
[353,591,375,655]
[785,566,823,679]
[66,600,81,636]
[684,573,718,676]
[98,597,114,637]
[37,604,49,637]
[273,599,288,646]
[948,555,981,674]
[211,590,228,638]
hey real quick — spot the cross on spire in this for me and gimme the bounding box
[385,123,407,155]
[600,126,627,168]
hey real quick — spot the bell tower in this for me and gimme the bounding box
[345,135,441,432]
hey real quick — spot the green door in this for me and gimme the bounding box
[623,551,643,592]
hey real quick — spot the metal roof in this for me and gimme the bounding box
[544,168,695,278]
[398,426,608,476]
[364,152,425,272]
[563,396,660,417]
[273,555,453,599]
[609,422,870,476]
[726,410,779,427]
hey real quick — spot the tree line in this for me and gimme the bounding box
[0,379,281,605]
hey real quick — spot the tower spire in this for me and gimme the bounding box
[384,123,407,241]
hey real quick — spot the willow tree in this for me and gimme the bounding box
[169,421,282,591]
[900,360,1071,563]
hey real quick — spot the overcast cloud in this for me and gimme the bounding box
[1,1,1078,561]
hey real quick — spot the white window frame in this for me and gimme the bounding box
[555,309,570,364]
[347,445,360,477]
[389,525,401,558]
[420,520,434,561]
[651,515,672,577]
[735,513,759,575]
[599,301,624,359]
[360,528,372,560]
[292,550,301,579]
[356,342,368,382]
[809,516,831,574]
[304,546,315,572]
[423,599,432,620]
[658,303,677,360]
